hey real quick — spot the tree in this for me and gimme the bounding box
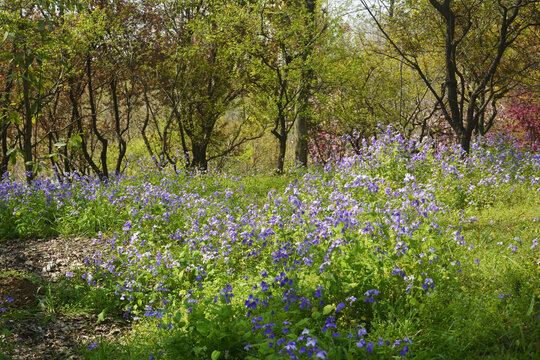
[56,0,156,178]
[361,0,540,153]
[0,21,16,177]
[0,0,78,181]
[504,88,540,149]
[153,0,250,171]
[293,0,317,168]
[245,0,327,173]
[311,14,439,159]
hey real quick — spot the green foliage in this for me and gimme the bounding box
[165,298,251,359]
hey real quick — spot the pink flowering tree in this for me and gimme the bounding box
[504,90,540,151]
[307,122,349,165]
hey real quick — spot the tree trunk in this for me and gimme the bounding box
[277,134,287,175]
[86,55,109,178]
[459,132,471,154]
[63,125,72,175]
[110,77,127,174]
[272,107,289,174]
[294,110,308,167]
[440,3,465,140]
[141,83,158,167]
[190,141,208,171]
[22,61,34,182]
[172,106,190,167]
[0,124,9,178]
[294,0,317,168]
[0,67,13,178]
[69,76,99,176]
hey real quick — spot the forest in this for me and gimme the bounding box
[0,0,538,179]
[0,1,539,359]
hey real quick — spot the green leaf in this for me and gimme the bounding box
[6,147,16,157]
[173,312,183,323]
[334,223,344,234]
[312,311,321,319]
[15,51,24,65]
[323,304,334,315]
[38,20,46,33]
[196,319,211,336]
[97,309,106,323]
[8,112,19,125]
[26,54,36,68]
[526,295,535,317]
[257,341,272,355]
[211,350,221,360]
[69,133,82,147]
[194,346,207,356]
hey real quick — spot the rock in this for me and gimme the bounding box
[42,263,55,272]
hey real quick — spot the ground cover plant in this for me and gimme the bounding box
[1,128,539,359]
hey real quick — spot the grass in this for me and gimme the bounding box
[411,200,539,359]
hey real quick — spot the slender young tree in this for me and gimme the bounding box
[294,0,318,168]
[0,0,77,181]
[246,0,327,173]
[156,0,249,171]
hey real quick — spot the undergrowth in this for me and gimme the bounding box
[1,129,538,359]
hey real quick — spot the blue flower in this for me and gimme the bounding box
[366,342,374,354]
[122,220,132,232]
[306,337,317,347]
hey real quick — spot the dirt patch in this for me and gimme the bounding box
[0,236,100,281]
[2,314,127,360]
[0,276,38,308]
[0,237,129,360]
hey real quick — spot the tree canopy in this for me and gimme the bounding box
[1,0,538,180]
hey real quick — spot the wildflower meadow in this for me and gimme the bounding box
[1,128,539,359]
